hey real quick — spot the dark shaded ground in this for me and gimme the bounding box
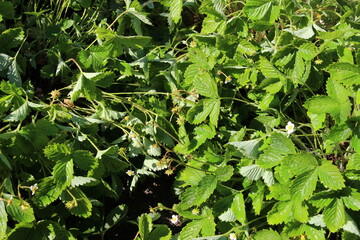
[104,174,178,239]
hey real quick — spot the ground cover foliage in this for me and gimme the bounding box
[0,0,360,239]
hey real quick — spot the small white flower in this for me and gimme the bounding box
[229,233,237,240]
[170,214,179,224]
[126,170,135,176]
[285,121,295,135]
[30,183,38,195]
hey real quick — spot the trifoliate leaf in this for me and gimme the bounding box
[149,225,172,240]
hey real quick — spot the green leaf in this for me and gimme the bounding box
[44,143,72,161]
[254,229,282,240]
[104,204,128,230]
[0,1,15,19]
[61,187,92,218]
[78,46,109,70]
[258,56,284,79]
[317,160,345,190]
[193,71,218,97]
[256,132,295,168]
[267,201,293,225]
[346,153,360,170]
[298,42,317,61]
[177,167,206,187]
[7,58,22,87]
[327,62,360,86]
[283,153,318,176]
[309,190,338,209]
[0,201,7,239]
[286,25,315,39]
[169,0,182,24]
[71,176,98,187]
[53,160,74,190]
[249,181,265,215]
[179,175,217,210]
[292,199,309,223]
[33,177,62,208]
[231,193,246,223]
[7,223,38,240]
[3,101,29,122]
[187,99,215,125]
[149,225,172,240]
[290,169,318,200]
[0,151,11,170]
[343,213,360,237]
[228,139,262,159]
[244,0,280,23]
[240,164,266,180]
[0,28,24,51]
[323,198,346,232]
[0,54,10,71]
[342,189,360,211]
[236,39,257,55]
[139,213,152,240]
[6,198,35,223]
[127,8,153,25]
[326,78,350,103]
[69,73,100,102]
[73,150,98,171]
[215,165,234,182]
[179,219,203,240]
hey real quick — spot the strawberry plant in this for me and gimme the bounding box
[0,0,360,239]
